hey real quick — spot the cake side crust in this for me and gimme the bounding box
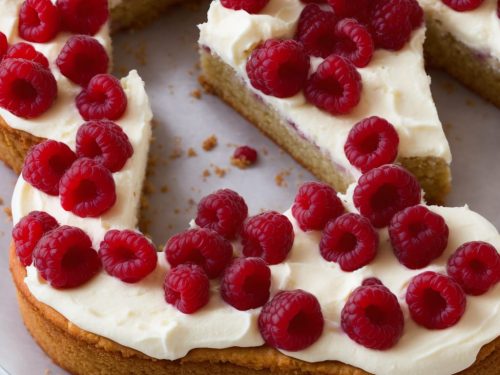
[424,17,500,108]
[9,244,500,375]
[199,51,451,205]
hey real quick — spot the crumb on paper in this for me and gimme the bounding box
[160,185,169,193]
[4,207,12,221]
[213,165,227,178]
[190,89,202,100]
[143,181,156,195]
[202,169,211,181]
[169,137,184,159]
[275,169,291,187]
[202,135,218,151]
[0,197,4,205]
[187,148,198,157]
[174,208,181,214]
[261,147,269,156]
[231,157,252,169]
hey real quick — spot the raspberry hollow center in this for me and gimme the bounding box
[242,274,268,294]
[74,179,98,202]
[423,288,447,315]
[359,134,380,154]
[338,232,358,253]
[365,305,388,325]
[62,246,87,270]
[12,79,37,101]
[288,310,311,336]
[469,259,487,275]
[371,184,398,211]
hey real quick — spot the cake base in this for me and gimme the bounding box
[8,245,500,375]
[199,51,451,205]
[424,17,500,108]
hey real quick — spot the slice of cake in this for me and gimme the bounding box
[10,165,500,374]
[198,0,452,204]
[422,0,500,107]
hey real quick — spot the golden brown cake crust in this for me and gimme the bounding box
[9,245,499,375]
[199,51,451,205]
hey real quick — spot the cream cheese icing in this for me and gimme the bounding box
[419,0,500,63]
[16,184,500,375]
[198,0,452,180]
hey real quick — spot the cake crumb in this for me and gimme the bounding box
[0,197,4,205]
[160,185,169,193]
[261,147,269,156]
[202,169,211,181]
[174,208,181,214]
[187,148,198,157]
[190,89,202,99]
[169,137,184,159]
[231,157,252,169]
[213,165,227,178]
[202,135,218,151]
[4,207,12,221]
[275,169,291,187]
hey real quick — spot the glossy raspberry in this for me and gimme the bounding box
[33,226,101,288]
[75,120,133,172]
[441,0,484,11]
[369,0,419,51]
[447,242,500,296]
[292,181,344,231]
[259,290,324,351]
[56,35,109,86]
[13,211,59,267]
[246,39,310,98]
[22,140,77,196]
[18,0,60,43]
[232,145,258,167]
[241,211,294,265]
[406,271,466,329]
[76,74,127,121]
[0,58,57,118]
[220,0,269,13]
[362,277,383,287]
[409,0,425,27]
[333,18,374,68]
[295,4,337,58]
[345,116,399,173]
[327,0,373,23]
[221,257,271,310]
[195,189,248,240]
[320,213,378,271]
[353,165,421,228]
[165,228,233,279]
[164,264,210,314]
[99,230,158,283]
[56,0,109,36]
[304,55,362,115]
[59,158,116,218]
[0,32,7,60]
[5,43,49,68]
[389,205,449,269]
[341,283,404,349]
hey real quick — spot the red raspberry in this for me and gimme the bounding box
[441,0,484,11]
[164,264,210,314]
[295,5,337,58]
[341,283,404,349]
[232,145,258,167]
[362,277,383,286]
[220,257,271,311]
[18,0,60,43]
[353,165,421,228]
[241,211,294,265]
[258,290,324,351]
[56,35,109,86]
[409,0,424,27]
[369,0,417,51]
[33,225,101,289]
[99,230,158,283]
[59,158,116,218]
[195,189,248,240]
[76,74,128,121]
[304,55,362,115]
[220,0,269,13]
[292,181,344,231]
[13,211,59,267]
[75,120,133,172]
[246,39,310,98]
[164,228,233,278]
[389,205,449,269]
[327,0,373,23]
[56,0,109,36]
[447,241,500,296]
[0,32,7,60]
[22,140,77,196]
[320,213,378,271]
[5,43,49,68]
[344,116,399,173]
[0,58,57,118]
[406,271,466,329]
[333,19,374,68]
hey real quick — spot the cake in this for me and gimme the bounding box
[3,1,500,375]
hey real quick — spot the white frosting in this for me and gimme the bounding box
[198,0,452,179]
[420,0,500,63]
[19,187,500,374]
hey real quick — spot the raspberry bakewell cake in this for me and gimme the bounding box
[199,0,453,204]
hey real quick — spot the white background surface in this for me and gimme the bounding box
[0,4,499,374]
